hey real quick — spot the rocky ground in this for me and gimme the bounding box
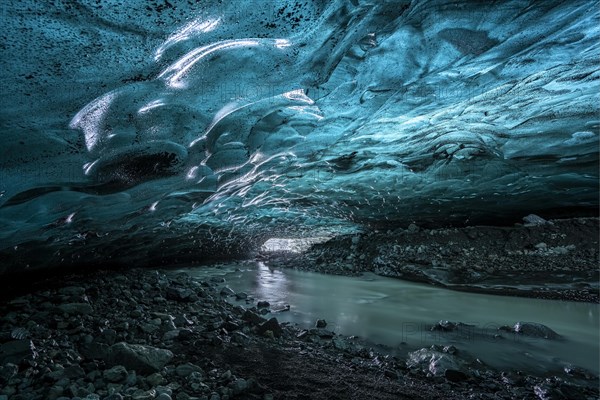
[262,216,599,302]
[0,266,598,400]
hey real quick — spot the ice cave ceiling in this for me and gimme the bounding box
[0,0,598,272]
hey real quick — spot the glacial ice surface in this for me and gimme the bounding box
[0,0,598,271]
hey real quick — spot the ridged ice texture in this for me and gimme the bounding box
[0,1,598,270]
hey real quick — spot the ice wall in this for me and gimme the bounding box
[0,0,598,272]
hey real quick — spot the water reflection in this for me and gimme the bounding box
[185,262,600,375]
[252,262,289,304]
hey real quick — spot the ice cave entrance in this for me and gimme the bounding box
[261,237,330,253]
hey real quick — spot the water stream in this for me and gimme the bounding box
[181,261,599,376]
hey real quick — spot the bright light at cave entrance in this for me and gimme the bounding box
[261,237,329,253]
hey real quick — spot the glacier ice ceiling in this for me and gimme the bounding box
[0,0,598,272]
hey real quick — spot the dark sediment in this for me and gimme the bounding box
[262,217,599,303]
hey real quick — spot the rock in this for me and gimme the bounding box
[140,323,159,334]
[533,383,562,400]
[45,369,67,381]
[104,394,124,400]
[103,366,128,382]
[163,330,181,341]
[107,343,173,374]
[10,327,30,340]
[513,322,559,339]
[0,340,37,365]
[442,345,457,355]
[221,369,232,380]
[64,365,85,379]
[173,314,193,327]
[155,386,173,396]
[0,387,14,397]
[407,223,420,233]
[47,386,64,400]
[0,363,18,384]
[156,394,172,400]
[178,329,193,340]
[384,370,398,379]
[219,287,235,297]
[444,369,468,382]
[223,321,240,332]
[431,320,458,331]
[523,214,552,226]
[125,370,138,386]
[230,378,247,395]
[235,292,248,300]
[272,304,290,313]
[100,329,117,345]
[131,389,158,400]
[145,372,165,386]
[296,330,309,339]
[309,328,334,338]
[563,364,593,379]
[256,301,270,309]
[114,322,130,331]
[242,310,265,325]
[332,338,349,351]
[257,318,282,338]
[315,319,327,328]
[56,303,93,315]
[175,363,203,378]
[59,286,86,296]
[165,287,195,302]
[407,347,466,377]
[80,342,111,361]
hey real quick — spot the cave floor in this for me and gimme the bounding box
[1,254,598,400]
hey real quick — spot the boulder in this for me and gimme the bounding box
[523,214,552,226]
[513,322,559,339]
[256,301,270,309]
[257,318,282,338]
[107,343,173,374]
[407,346,468,378]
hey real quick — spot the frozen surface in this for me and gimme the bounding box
[0,0,598,271]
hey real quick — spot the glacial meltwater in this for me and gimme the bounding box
[180,262,599,376]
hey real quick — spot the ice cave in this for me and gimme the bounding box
[0,0,598,399]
